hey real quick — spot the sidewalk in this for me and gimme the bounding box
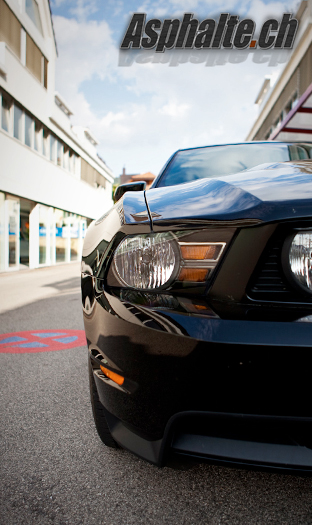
[0,262,81,314]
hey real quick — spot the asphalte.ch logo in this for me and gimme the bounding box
[120,13,298,53]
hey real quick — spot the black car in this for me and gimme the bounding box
[82,141,312,472]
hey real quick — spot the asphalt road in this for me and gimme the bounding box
[1,263,312,524]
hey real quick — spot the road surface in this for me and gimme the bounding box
[1,263,312,524]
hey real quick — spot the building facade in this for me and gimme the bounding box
[0,0,114,272]
[246,0,312,143]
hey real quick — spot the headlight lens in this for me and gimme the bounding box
[113,233,178,289]
[289,232,312,292]
[109,230,231,291]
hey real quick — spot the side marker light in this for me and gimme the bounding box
[100,365,125,386]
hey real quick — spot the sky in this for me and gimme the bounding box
[50,0,300,179]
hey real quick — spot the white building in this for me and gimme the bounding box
[0,0,114,272]
[246,0,312,143]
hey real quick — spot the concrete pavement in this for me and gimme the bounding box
[0,262,81,314]
[1,264,312,524]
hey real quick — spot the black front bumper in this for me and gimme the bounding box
[85,290,312,471]
[99,405,312,472]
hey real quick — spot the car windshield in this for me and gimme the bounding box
[156,143,312,187]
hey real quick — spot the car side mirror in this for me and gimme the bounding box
[114,181,146,203]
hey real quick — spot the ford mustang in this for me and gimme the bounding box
[82,141,312,472]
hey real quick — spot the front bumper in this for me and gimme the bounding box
[99,404,312,472]
[85,289,312,471]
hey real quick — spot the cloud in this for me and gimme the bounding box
[51,0,66,8]
[69,0,99,22]
[246,0,300,26]
[131,0,300,18]
[110,0,124,17]
[160,101,190,117]
[53,15,116,102]
[52,0,300,177]
[84,59,267,174]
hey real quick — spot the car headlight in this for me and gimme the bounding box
[109,231,230,291]
[287,232,312,293]
[113,233,178,289]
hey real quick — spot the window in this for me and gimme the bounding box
[1,94,11,132]
[69,150,76,174]
[25,0,43,35]
[96,171,106,189]
[72,153,77,174]
[50,135,56,162]
[289,145,309,161]
[1,90,78,169]
[283,93,299,121]
[1,92,77,170]
[43,127,49,157]
[291,92,299,109]
[54,208,66,263]
[0,0,21,59]
[13,105,23,141]
[157,144,290,187]
[81,159,107,188]
[7,197,20,268]
[26,33,42,83]
[25,113,33,147]
[34,120,42,153]
[70,216,79,261]
[81,157,95,183]
[57,140,63,166]
[284,100,292,117]
[38,204,49,265]
[43,57,48,89]
[63,145,69,170]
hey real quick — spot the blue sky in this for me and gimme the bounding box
[50,0,299,178]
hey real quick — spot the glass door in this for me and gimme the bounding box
[20,212,30,266]
[54,209,68,263]
[39,205,48,265]
[7,197,20,269]
[70,216,79,261]
[0,192,5,272]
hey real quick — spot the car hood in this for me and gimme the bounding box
[145,160,312,224]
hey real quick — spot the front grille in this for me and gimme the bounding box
[248,232,311,303]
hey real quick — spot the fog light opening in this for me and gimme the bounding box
[285,231,312,294]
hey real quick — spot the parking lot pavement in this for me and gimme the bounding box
[1,264,312,524]
[0,261,81,314]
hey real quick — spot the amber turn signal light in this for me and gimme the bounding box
[100,365,125,386]
[178,268,209,282]
[180,244,216,260]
